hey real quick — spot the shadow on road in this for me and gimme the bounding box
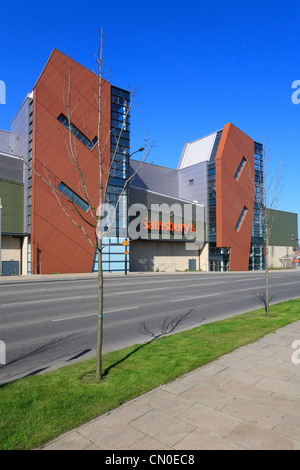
[102,309,202,378]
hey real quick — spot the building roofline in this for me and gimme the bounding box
[130,158,179,172]
[11,92,33,125]
[130,185,205,206]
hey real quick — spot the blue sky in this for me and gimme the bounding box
[0,0,299,236]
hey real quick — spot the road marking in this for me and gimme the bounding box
[0,296,83,307]
[113,287,170,295]
[171,293,222,302]
[52,306,139,322]
[238,287,262,292]
[188,282,226,287]
[0,288,47,295]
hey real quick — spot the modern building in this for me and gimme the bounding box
[129,123,298,272]
[1,49,130,275]
[0,51,298,275]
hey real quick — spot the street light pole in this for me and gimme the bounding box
[123,147,145,276]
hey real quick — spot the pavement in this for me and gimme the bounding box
[41,319,300,451]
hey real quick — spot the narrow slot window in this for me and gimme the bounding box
[235,206,248,232]
[57,182,89,212]
[57,113,98,150]
[234,157,247,181]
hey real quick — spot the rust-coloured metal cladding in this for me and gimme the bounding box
[31,49,111,274]
[215,123,255,271]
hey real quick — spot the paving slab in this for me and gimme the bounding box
[42,319,300,451]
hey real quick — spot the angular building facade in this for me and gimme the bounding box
[0,51,298,275]
[129,123,297,272]
[8,49,130,275]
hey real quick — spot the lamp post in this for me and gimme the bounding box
[128,147,145,162]
[123,147,145,275]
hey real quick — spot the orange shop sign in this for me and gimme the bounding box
[141,218,195,235]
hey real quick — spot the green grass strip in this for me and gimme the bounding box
[1,298,300,450]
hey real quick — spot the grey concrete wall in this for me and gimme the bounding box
[268,245,294,269]
[129,240,209,272]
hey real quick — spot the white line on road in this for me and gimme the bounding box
[52,306,139,322]
[238,287,262,292]
[170,293,222,302]
[0,288,47,295]
[0,296,84,307]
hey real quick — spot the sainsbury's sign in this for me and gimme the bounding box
[97,201,205,250]
[141,218,196,235]
[128,202,205,249]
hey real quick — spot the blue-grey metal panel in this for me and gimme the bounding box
[0,154,23,183]
[11,95,32,234]
[188,259,197,271]
[2,261,19,276]
[129,160,179,198]
[0,130,12,154]
[178,161,207,205]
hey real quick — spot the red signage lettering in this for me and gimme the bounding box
[141,218,195,235]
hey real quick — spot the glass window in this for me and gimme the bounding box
[109,261,125,270]
[111,118,130,131]
[234,157,247,181]
[111,86,130,100]
[111,135,129,147]
[109,244,125,254]
[57,114,98,151]
[235,206,248,231]
[57,182,89,212]
[111,128,130,140]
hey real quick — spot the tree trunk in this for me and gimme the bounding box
[96,236,104,380]
[265,237,270,317]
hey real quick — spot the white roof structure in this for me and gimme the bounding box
[177,131,219,169]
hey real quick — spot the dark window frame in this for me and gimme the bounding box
[57,114,98,151]
[235,206,248,232]
[57,182,89,212]
[234,157,247,181]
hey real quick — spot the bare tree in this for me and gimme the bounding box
[1,32,152,381]
[248,138,285,317]
[54,34,152,380]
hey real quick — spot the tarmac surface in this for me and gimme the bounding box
[41,319,300,451]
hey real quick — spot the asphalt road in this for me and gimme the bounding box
[0,270,299,383]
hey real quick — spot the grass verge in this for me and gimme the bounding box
[1,298,300,450]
